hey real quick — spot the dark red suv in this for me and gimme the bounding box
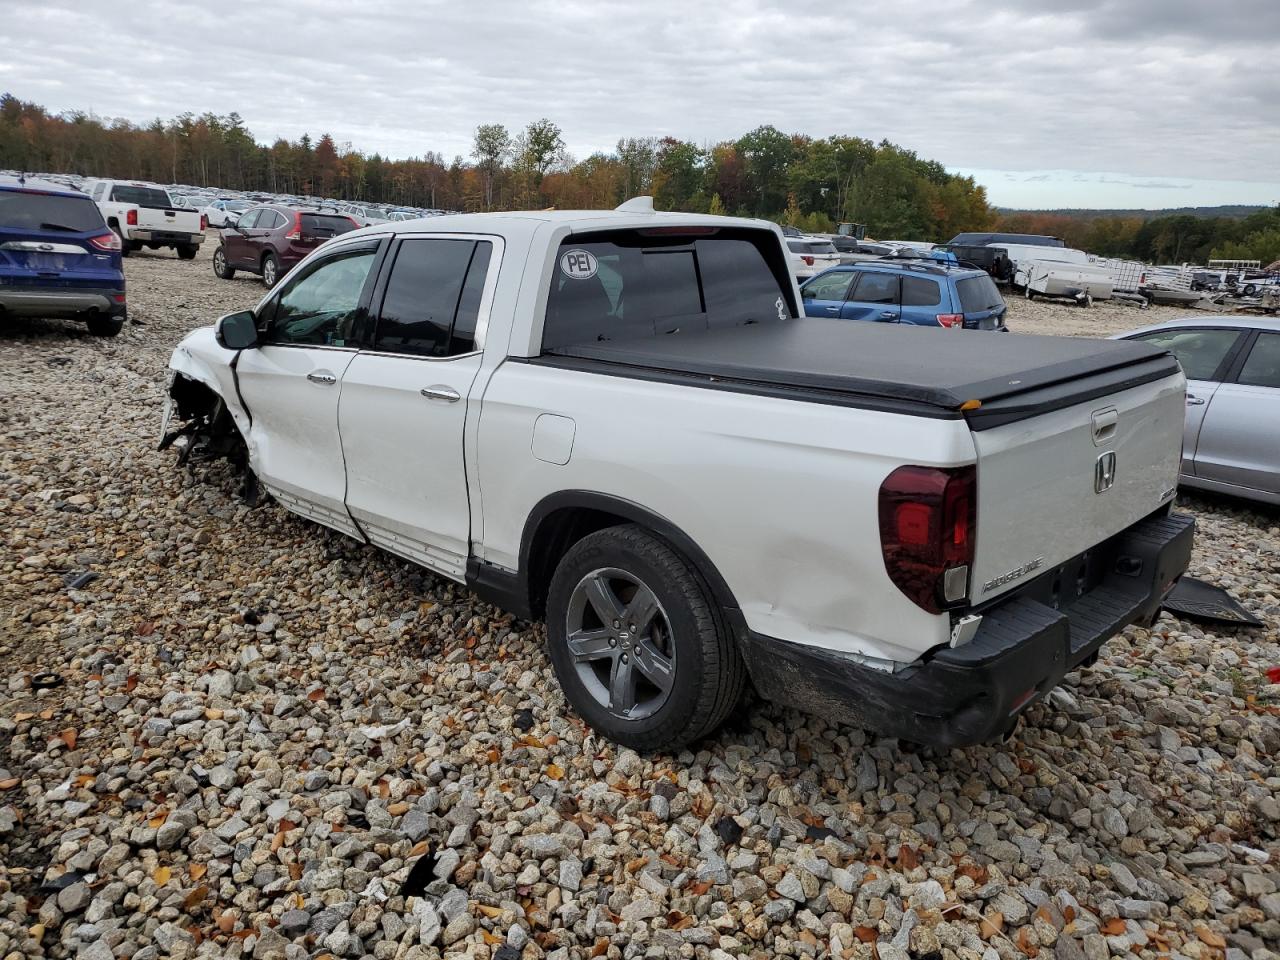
[212,204,359,287]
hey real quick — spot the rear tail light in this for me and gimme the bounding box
[878,464,976,614]
[285,212,303,240]
[802,255,815,266]
[88,232,122,252]
[111,293,126,304]
[126,209,138,226]
[348,217,360,228]
[200,214,208,231]
[936,313,964,328]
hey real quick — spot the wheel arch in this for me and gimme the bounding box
[469,491,746,636]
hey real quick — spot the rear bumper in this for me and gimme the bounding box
[743,510,1194,748]
[0,286,126,317]
[133,230,204,245]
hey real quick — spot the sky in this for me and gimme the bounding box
[3,0,1278,210]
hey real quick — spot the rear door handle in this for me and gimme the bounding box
[421,385,461,403]
[1186,395,1206,406]
[825,306,839,313]
[307,371,337,385]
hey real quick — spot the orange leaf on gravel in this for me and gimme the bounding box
[1196,927,1226,950]
[59,729,77,750]
[545,763,564,780]
[0,779,19,790]
[307,688,326,702]
[189,864,207,880]
[854,926,878,943]
[154,866,171,885]
[1101,919,1127,937]
[980,911,1004,939]
[183,885,209,910]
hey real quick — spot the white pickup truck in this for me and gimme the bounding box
[83,179,205,258]
[162,199,1194,750]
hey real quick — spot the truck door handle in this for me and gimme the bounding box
[1186,395,1206,406]
[421,385,461,403]
[879,311,897,320]
[825,306,839,313]
[307,371,337,385]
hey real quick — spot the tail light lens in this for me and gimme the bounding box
[936,313,964,328]
[126,209,138,226]
[88,232,122,252]
[284,212,302,240]
[200,214,208,231]
[878,464,976,614]
[802,255,815,266]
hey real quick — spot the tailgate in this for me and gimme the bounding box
[138,208,200,232]
[968,373,1184,605]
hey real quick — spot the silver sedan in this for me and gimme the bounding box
[1115,316,1280,506]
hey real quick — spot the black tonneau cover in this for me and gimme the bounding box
[543,318,1181,428]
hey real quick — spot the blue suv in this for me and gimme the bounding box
[0,176,126,336]
[800,260,1007,330]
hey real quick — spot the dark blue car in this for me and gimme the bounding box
[0,176,126,336]
[800,261,1007,331]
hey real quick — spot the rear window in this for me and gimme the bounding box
[543,229,793,349]
[806,241,837,255]
[301,214,357,238]
[0,190,105,232]
[109,185,173,208]
[956,274,1004,312]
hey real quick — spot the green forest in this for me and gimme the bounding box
[2,93,1277,265]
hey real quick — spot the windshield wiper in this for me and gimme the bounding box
[39,222,82,232]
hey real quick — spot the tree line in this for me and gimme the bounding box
[3,93,1275,264]
[0,93,992,238]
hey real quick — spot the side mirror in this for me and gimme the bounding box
[215,310,259,350]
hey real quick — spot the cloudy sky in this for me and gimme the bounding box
[4,0,1277,209]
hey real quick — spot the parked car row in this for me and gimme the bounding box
[212,203,361,287]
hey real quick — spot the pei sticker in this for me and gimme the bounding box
[560,249,598,280]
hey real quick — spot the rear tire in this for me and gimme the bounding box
[88,314,124,337]
[212,246,236,279]
[177,244,198,260]
[545,525,745,751]
[261,252,281,288]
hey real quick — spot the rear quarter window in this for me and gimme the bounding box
[543,229,793,350]
[0,191,105,232]
[901,276,941,307]
[301,214,357,237]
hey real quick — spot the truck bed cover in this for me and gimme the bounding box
[542,318,1180,428]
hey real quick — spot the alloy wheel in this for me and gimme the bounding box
[564,567,675,720]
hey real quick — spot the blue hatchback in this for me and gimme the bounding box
[0,176,126,336]
[800,260,1007,330]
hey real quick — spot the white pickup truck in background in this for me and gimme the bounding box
[161,198,1194,751]
[83,179,205,258]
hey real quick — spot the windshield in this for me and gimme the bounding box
[0,190,105,231]
[109,185,174,208]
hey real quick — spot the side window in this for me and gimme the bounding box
[901,276,942,307]
[237,209,262,229]
[1135,328,1241,382]
[850,271,899,304]
[802,271,855,301]
[92,183,106,201]
[1237,333,1280,388]
[372,238,493,358]
[264,248,376,347]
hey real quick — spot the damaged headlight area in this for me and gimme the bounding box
[159,373,262,504]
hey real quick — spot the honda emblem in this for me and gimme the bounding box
[1095,451,1117,493]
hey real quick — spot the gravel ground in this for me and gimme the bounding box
[1,240,1277,960]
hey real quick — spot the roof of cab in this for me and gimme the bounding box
[337,205,778,244]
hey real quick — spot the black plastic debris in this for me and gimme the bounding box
[30,672,63,690]
[1162,577,1264,628]
[805,824,839,842]
[64,571,98,589]
[493,947,520,960]
[399,845,437,898]
[512,709,535,732]
[715,816,744,846]
[39,871,85,893]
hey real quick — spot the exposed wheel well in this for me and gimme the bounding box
[525,507,630,618]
